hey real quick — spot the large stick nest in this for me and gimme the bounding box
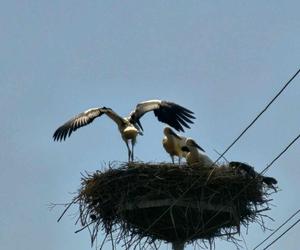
[60,162,277,249]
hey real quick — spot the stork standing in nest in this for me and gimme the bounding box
[181,138,214,167]
[53,100,195,161]
[162,127,188,164]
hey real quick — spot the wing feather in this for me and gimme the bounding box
[53,108,104,141]
[174,113,191,130]
[130,100,195,132]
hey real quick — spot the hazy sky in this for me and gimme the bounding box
[1,1,299,249]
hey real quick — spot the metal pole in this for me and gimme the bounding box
[172,242,185,250]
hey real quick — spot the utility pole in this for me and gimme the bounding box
[172,242,185,250]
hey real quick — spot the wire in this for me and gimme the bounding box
[253,209,300,250]
[187,131,300,242]
[144,68,300,233]
[262,133,300,174]
[207,68,300,167]
[261,133,300,175]
[263,218,300,250]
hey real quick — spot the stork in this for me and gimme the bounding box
[162,127,188,164]
[53,100,195,161]
[181,138,214,167]
[229,162,278,187]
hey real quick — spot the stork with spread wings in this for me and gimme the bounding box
[53,100,195,161]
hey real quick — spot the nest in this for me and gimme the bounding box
[59,162,277,249]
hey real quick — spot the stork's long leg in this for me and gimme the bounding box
[170,155,175,164]
[131,138,136,162]
[178,157,181,165]
[125,140,131,162]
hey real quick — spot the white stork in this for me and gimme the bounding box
[162,127,188,164]
[181,138,213,167]
[53,100,195,161]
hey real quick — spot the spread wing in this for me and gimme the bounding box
[129,100,195,132]
[53,107,124,141]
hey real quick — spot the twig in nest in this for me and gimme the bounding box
[57,197,79,222]
[74,221,95,234]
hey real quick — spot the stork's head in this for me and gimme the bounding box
[163,127,172,135]
[163,127,181,139]
[182,138,205,152]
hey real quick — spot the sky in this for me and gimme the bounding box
[0,1,299,249]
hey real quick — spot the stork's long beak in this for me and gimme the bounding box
[181,146,190,152]
[191,141,205,152]
[195,144,205,152]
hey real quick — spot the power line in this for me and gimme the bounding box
[253,209,300,250]
[210,68,300,167]
[263,218,300,250]
[250,132,300,181]
[144,68,300,234]
[261,133,300,176]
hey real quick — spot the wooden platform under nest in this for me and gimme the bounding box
[59,162,278,249]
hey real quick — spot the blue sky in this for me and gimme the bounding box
[0,1,299,249]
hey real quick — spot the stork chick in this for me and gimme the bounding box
[181,138,213,167]
[162,127,187,164]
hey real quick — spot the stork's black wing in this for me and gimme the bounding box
[130,100,195,132]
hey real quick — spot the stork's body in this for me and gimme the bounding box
[162,127,187,164]
[115,118,140,161]
[181,139,213,167]
[53,100,195,161]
